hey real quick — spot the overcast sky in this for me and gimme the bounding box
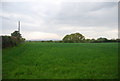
[0,0,118,40]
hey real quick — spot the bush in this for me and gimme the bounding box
[2,36,25,48]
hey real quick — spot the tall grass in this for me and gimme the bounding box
[2,42,118,79]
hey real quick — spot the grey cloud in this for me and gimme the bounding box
[2,2,33,15]
[1,2,118,39]
[50,2,117,27]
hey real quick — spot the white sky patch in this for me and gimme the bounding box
[59,26,118,39]
[24,32,61,40]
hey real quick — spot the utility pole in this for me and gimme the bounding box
[18,21,20,33]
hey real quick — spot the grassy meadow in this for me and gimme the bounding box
[2,42,118,79]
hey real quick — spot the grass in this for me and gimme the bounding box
[2,42,118,79]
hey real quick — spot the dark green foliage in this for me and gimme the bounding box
[62,33,119,43]
[90,39,96,43]
[2,31,25,48]
[84,38,120,43]
[91,38,120,43]
[84,39,91,43]
[11,31,22,38]
[96,37,108,42]
[63,33,85,43]
[2,36,18,48]
[42,40,53,43]
[107,39,120,42]
[2,36,25,48]
[31,40,63,43]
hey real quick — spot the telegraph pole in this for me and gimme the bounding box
[18,21,20,33]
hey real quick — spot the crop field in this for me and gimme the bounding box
[2,42,118,79]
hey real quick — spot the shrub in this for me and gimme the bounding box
[2,36,25,48]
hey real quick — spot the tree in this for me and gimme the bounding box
[97,37,108,42]
[85,39,91,43]
[11,31,21,38]
[62,33,85,43]
[90,38,96,43]
[116,39,120,42]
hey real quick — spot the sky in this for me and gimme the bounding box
[0,0,119,40]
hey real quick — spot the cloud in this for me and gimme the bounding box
[1,1,118,40]
[52,2,117,27]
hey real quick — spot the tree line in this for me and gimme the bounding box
[2,31,25,48]
[62,33,120,43]
[2,32,119,48]
[27,33,120,43]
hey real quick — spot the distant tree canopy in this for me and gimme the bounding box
[62,33,85,43]
[97,37,108,42]
[11,31,21,38]
[84,37,120,43]
[62,33,120,43]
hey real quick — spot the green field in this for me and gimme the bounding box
[2,42,118,79]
